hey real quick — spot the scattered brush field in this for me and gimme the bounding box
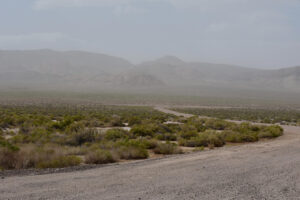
[0,103,283,171]
[172,107,300,126]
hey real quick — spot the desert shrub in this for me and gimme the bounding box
[12,127,53,144]
[0,136,19,151]
[224,131,244,143]
[156,132,177,141]
[205,119,229,130]
[194,122,206,132]
[242,133,259,142]
[51,117,74,131]
[114,140,149,159]
[64,146,88,156]
[0,116,15,128]
[180,131,225,147]
[180,134,209,147]
[234,122,253,133]
[224,131,258,143]
[165,124,182,133]
[109,116,123,127]
[207,132,226,147]
[65,122,85,133]
[104,129,130,141]
[193,146,205,151]
[84,119,104,127]
[130,124,157,137]
[250,125,260,132]
[116,146,149,159]
[18,145,65,169]
[157,124,173,134]
[179,129,198,140]
[181,123,197,131]
[258,125,283,138]
[128,116,142,126]
[66,128,97,146]
[186,117,207,132]
[92,140,115,150]
[155,134,164,141]
[37,155,82,169]
[137,139,158,149]
[153,142,182,155]
[0,147,19,169]
[0,144,67,169]
[19,122,34,134]
[85,150,116,164]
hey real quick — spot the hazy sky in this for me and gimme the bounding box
[0,0,300,68]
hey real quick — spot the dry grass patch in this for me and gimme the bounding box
[154,142,182,155]
[85,150,116,164]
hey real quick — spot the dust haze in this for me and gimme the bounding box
[1,49,300,107]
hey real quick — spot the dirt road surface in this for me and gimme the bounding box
[1,108,300,200]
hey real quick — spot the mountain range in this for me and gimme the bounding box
[0,49,299,93]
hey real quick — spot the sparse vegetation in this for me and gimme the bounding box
[37,156,82,169]
[0,144,82,169]
[179,131,225,148]
[114,140,149,159]
[0,103,284,170]
[173,107,300,126]
[153,142,182,155]
[85,150,116,164]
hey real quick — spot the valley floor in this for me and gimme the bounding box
[1,109,300,200]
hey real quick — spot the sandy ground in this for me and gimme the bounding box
[1,108,300,200]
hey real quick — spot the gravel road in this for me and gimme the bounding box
[1,108,300,200]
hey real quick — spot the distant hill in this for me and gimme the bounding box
[134,56,300,92]
[0,49,133,75]
[135,56,259,87]
[0,49,134,88]
[0,49,299,92]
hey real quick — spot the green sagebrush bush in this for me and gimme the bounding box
[205,119,232,130]
[104,129,131,141]
[85,150,116,164]
[0,136,19,151]
[0,144,82,170]
[136,138,158,149]
[130,124,159,137]
[114,140,149,159]
[0,147,20,169]
[0,136,20,169]
[37,155,82,169]
[66,128,97,146]
[179,131,225,148]
[178,130,198,140]
[153,142,182,155]
[224,130,258,143]
[173,107,300,125]
[258,125,283,138]
[156,132,177,141]
[11,127,53,144]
